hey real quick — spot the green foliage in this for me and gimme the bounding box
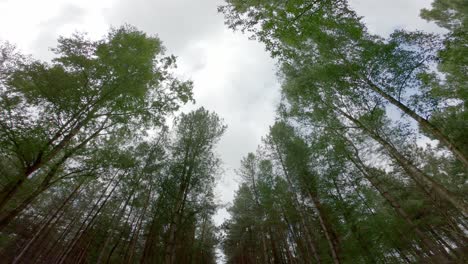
[0,27,222,264]
[221,0,467,263]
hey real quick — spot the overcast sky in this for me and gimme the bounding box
[0,0,443,226]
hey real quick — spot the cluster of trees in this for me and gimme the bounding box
[1,0,466,263]
[221,0,466,263]
[0,26,224,263]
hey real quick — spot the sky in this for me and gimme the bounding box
[0,0,444,228]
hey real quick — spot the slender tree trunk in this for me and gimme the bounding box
[140,211,158,263]
[332,178,377,263]
[268,227,282,264]
[120,212,140,261]
[76,238,92,264]
[164,212,180,264]
[12,181,84,263]
[56,176,118,264]
[96,197,131,264]
[0,177,26,213]
[0,115,108,213]
[0,181,52,230]
[272,141,321,264]
[284,215,314,263]
[261,230,270,264]
[107,196,137,264]
[347,175,425,263]
[96,232,113,264]
[0,150,76,230]
[126,186,153,264]
[140,197,164,264]
[307,190,341,264]
[165,170,193,264]
[336,107,468,215]
[40,210,80,263]
[348,150,452,262]
[283,219,303,262]
[364,78,468,168]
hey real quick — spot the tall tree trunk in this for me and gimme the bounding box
[76,238,92,264]
[96,196,132,264]
[126,186,153,264]
[140,208,160,264]
[165,160,195,264]
[12,181,84,264]
[164,211,180,264]
[285,214,316,263]
[347,175,424,262]
[0,149,78,230]
[119,212,139,261]
[39,209,81,263]
[307,190,341,264]
[268,227,282,264]
[0,115,108,212]
[332,178,377,263]
[2,123,83,209]
[106,195,137,264]
[336,107,468,215]
[140,196,165,264]
[56,175,118,264]
[348,148,453,262]
[364,77,468,168]
[96,231,113,264]
[0,177,26,213]
[272,141,321,264]
[261,230,270,264]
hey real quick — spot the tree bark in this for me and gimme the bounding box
[0,116,108,213]
[307,190,341,264]
[364,78,468,168]
[12,181,84,264]
[126,186,153,264]
[349,153,452,262]
[336,107,468,215]
[272,141,322,264]
[56,175,118,264]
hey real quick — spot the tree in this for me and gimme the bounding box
[162,107,226,264]
[0,28,222,264]
[219,0,468,167]
[0,25,193,222]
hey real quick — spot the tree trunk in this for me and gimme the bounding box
[272,141,321,264]
[332,178,377,263]
[348,149,452,262]
[39,210,80,263]
[0,177,26,213]
[308,190,341,264]
[165,159,195,264]
[164,213,180,264]
[106,195,137,264]
[12,181,84,263]
[56,176,118,264]
[0,116,107,213]
[126,186,153,264]
[364,77,468,168]
[268,227,282,264]
[336,107,468,215]
[0,183,48,231]
[96,196,132,264]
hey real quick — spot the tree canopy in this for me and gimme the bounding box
[0,0,467,263]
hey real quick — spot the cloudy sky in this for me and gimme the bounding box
[0,0,443,225]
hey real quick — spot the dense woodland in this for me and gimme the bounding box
[0,0,466,263]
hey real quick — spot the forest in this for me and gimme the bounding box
[0,0,466,263]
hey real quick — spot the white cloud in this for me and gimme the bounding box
[349,0,445,36]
